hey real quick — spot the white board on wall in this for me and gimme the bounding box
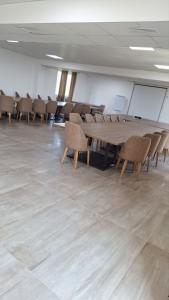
[128,84,167,121]
[113,95,128,113]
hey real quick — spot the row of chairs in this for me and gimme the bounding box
[0,95,57,124]
[69,113,118,124]
[116,131,169,176]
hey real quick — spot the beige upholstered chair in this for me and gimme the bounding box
[154,132,169,167]
[95,113,104,122]
[85,114,95,123]
[81,104,91,115]
[61,102,73,120]
[33,99,46,123]
[116,136,151,176]
[69,113,83,124]
[18,98,32,124]
[72,103,83,114]
[0,95,14,123]
[103,114,111,122]
[46,101,57,121]
[111,114,118,122]
[62,121,90,168]
[144,133,161,171]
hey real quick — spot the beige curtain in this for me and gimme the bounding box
[58,70,68,101]
[68,72,77,102]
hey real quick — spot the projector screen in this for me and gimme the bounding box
[128,84,167,121]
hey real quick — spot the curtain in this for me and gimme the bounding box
[58,70,68,101]
[68,72,77,102]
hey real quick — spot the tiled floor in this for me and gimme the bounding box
[0,120,169,299]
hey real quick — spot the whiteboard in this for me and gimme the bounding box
[128,84,166,121]
[113,95,128,113]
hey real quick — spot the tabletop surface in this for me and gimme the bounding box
[81,121,167,145]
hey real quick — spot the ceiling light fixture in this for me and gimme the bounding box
[46,54,63,60]
[129,46,155,51]
[6,40,19,43]
[154,65,169,70]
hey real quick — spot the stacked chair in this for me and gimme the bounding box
[85,114,95,123]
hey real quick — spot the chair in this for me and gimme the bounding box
[69,113,83,124]
[0,95,14,123]
[72,103,83,114]
[95,113,104,122]
[154,132,169,167]
[111,114,118,122]
[61,121,90,168]
[61,102,73,120]
[81,104,91,115]
[103,114,111,122]
[17,98,32,124]
[33,99,46,123]
[144,133,161,171]
[85,114,95,123]
[162,131,169,161]
[116,136,151,176]
[46,101,57,121]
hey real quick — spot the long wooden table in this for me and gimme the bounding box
[81,121,167,170]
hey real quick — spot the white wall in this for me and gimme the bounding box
[36,66,57,100]
[73,72,133,113]
[0,48,39,97]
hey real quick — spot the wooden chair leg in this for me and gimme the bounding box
[46,113,48,123]
[136,162,141,175]
[164,149,167,162]
[9,112,11,124]
[74,150,79,169]
[27,112,30,124]
[40,114,43,124]
[19,112,22,121]
[33,112,36,121]
[87,150,90,166]
[116,156,121,168]
[155,152,159,168]
[0,112,2,119]
[61,147,68,163]
[120,160,128,177]
[147,157,150,172]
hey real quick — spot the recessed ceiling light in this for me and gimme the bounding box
[129,46,155,51]
[46,54,63,60]
[6,40,19,43]
[154,65,169,70]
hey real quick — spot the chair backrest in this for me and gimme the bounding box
[69,113,83,124]
[103,114,111,122]
[72,103,83,114]
[95,113,104,122]
[111,114,118,122]
[19,98,32,113]
[120,136,151,162]
[154,132,169,153]
[85,114,95,123]
[33,99,46,114]
[46,101,57,113]
[0,95,13,113]
[81,104,91,115]
[62,102,73,114]
[144,133,161,157]
[65,121,88,151]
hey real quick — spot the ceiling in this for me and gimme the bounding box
[0,0,44,4]
[0,21,169,72]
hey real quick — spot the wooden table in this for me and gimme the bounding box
[81,122,166,170]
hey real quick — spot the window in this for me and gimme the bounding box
[55,70,62,97]
[65,72,72,98]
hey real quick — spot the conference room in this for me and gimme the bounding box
[0,1,169,299]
